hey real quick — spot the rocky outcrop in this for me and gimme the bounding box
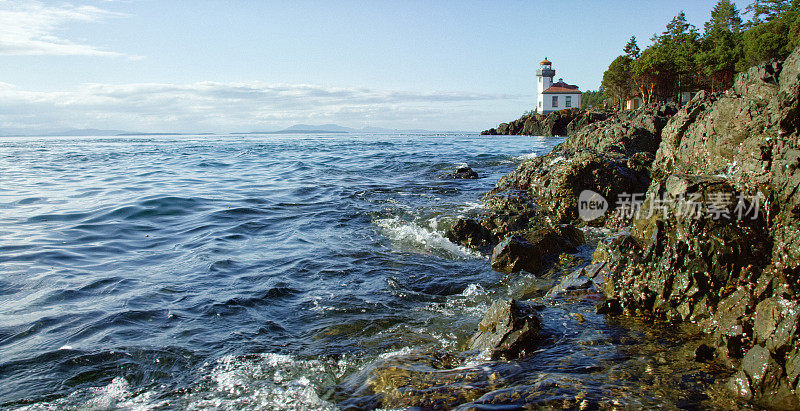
[486,103,677,226]
[467,46,800,407]
[468,299,542,360]
[559,104,678,156]
[593,47,800,408]
[481,108,608,137]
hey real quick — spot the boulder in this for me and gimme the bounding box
[753,297,799,356]
[446,218,496,251]
[491,235,543,274]
[729,344,797,409]
[481,189,543,238]
[490,226,581,274]
[468,299,542,360]
[545,262,606,298]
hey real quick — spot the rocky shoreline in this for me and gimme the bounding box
[447,46,800,408]
[481,108,609,137]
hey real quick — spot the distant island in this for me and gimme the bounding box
[116,132,215,136]
[1,124,470,137]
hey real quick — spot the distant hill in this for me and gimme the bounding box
[282,124,355,133]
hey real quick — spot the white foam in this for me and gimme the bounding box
[513,152,539,161]
[458,201,484,214]
[86,376,132,409]
[187,353,344,410]
[460,283,485,297]
[378,346,414,359]
[375,217,483,259]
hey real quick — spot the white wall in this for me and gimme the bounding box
[626,97,642,110]
[540,93,580,114]
[536,75,553,114]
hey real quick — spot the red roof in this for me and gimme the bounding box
[543,80,580,94]
[540,58,551,65]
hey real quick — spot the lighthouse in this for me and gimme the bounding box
[536,58,555,111]
[536,58,581,114]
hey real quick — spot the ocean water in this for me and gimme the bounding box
[0,134,728,409]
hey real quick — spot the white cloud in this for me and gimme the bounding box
[0,0,129,57]
[0,81,524,132]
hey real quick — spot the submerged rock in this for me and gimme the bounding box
[468,299,542,360]
[445,165,479,179]
[694,344,715,363]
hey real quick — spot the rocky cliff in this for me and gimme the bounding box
[481,108,608,136]
[460,46,800,408]
[594,51,800,408]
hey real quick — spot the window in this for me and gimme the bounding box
[552,96,558,107]
[566,96,572,108]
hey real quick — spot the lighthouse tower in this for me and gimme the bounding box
[536,57,555,114]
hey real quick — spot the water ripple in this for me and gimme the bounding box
[0,133,566,407]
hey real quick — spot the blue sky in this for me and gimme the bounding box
[0,0,747,133]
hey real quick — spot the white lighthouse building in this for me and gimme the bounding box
[536,58,581,114]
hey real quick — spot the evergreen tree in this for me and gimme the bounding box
[739,2,800,68]
[706,0,743,32]
[624,36,641,59]
[581,87,606,109]
[746,0,798,24]
[602,56,634,109]
[698,0,744,91]
[651,12,701,102]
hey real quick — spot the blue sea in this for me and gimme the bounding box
[0,133,722,408]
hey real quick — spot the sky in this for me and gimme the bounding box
[0,0,749,134]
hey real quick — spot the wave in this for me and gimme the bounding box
[375,217,483,260]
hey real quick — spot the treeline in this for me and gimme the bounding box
[592,0,800,109]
